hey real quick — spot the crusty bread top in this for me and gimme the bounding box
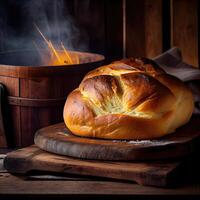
[63,58,194,140]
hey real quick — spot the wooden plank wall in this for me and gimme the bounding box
[0,0,198,65]
[126,0,163,58]
[171,0,199,67]
[71,0,199,66]
[125,0,199,67]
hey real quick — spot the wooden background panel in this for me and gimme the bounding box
[0,0,199,66]
[126,0,145,57]
[162,0,171,52]
[126,0,163,58]
[144,0,163,58]
[171,0,199,67]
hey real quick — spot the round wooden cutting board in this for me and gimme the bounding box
[34,117,200,161]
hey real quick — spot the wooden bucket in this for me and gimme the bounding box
[0,50,104,147]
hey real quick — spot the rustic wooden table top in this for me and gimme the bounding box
[1,149,200,200]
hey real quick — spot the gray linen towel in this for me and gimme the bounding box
[154,47,200,114]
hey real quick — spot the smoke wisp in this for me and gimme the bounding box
[0,0,88,54]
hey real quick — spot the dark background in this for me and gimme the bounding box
[0,0,199,64]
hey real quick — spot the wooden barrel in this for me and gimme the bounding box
[0,50,104,147]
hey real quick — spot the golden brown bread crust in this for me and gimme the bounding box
[63,58,194,139]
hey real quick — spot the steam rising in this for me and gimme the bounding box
[0,0,88,53]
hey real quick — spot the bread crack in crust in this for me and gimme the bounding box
[64,58,194,139]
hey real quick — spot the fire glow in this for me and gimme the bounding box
[34,24,79,66]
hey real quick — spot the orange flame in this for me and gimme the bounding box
[34,24,79,65]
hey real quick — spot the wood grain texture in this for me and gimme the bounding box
[34,117,200,161]
[126,0,145,57]
[0,76,19,96]
[21,107,63,146]
[1,172,200,197]
[144,0,163,58]
[4,145,185,187]
[8,106,21,147]
[171,0,199,67]
[126,0,163,58]
[1,148,200,197]
[0,51,104,147]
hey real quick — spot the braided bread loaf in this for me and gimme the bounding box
[63,58,194,139]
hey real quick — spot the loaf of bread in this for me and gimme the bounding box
[63,58,194,139]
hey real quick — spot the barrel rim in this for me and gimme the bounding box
[0,50,105,78]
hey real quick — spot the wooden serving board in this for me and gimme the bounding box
[34,117,200,160]
[4,145,188,187]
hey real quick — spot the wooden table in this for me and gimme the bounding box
[1,149,200,200]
